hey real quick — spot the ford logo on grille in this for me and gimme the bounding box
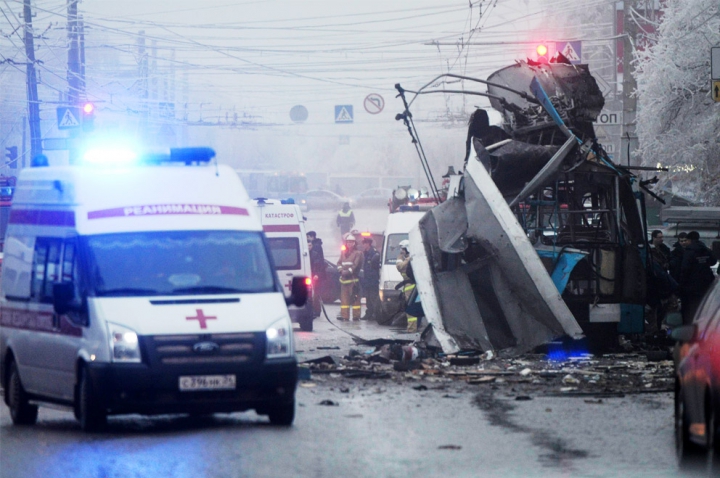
[193,341,219,354]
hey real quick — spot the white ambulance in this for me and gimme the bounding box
[0,148,306,430]
[252,199,315,332]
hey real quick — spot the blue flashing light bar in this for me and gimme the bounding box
[142,147,216,164]
[81,147,216,166]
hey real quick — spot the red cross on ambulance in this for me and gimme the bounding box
[186,309,217,329]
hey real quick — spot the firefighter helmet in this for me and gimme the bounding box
[399,240,410,249]
[345,234,356,242]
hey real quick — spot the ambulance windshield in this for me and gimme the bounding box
[83,231,276,297]
[384,233,408,265]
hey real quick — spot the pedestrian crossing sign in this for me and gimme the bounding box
[335,105,354,123]
[555,41,582,64]
[57,107,81,129]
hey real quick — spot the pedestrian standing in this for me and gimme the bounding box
[679,231,718,324]
[650,230,671,270]
[646,230,677,331]
[336,235,363,321]
[336,202,355,238]
[359,237,381,321]
[669,232,689,283]
[307,231,326,317]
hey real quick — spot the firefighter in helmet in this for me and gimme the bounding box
[336,234,364,321]
[396,239,418,332]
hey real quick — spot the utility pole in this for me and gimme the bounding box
[67,0,82,163]
[21,116,27,169]
[137,31,148,134]
[79,14,85,93]
[67,0,80,104]
[23,0,42,159]
[621,0,639,167]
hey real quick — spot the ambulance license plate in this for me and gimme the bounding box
[179,375,236,391]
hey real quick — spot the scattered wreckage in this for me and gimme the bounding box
[299,344,674,398]
[395,58,653,356]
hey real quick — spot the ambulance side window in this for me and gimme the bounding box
[31,240,49,300]
[267,237,301,270]
[31,238,63,303]
[62,242,75,282]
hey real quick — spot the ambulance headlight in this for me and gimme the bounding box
[266,318,292,359]
[108,323,142,363]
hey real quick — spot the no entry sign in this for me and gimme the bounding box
[363,93,384,114]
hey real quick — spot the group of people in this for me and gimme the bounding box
[306,229,383,323]
[335,233,382,322]
[649,229,718,328]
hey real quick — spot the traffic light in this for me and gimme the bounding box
[5,146,18,168]
[81,102,95,132]
[536,44,549,63]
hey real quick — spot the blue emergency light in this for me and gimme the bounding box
[141,147,216,165]
[81,147,216,166]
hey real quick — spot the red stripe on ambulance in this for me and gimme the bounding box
[263,225,301,232]
[87,204,249,220]
[9,209,75,227]
[0,308,82,337]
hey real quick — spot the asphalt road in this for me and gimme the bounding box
[0,208,684,477]
[1,306,680,478]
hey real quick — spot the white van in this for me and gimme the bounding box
[253,199,315,331]
[379,210,425,320]
[0,148,306,430]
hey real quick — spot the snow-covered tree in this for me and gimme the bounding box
[633,0,720,205]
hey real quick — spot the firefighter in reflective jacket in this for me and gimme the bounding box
[337,234,364,321]
[336,202,355,237]
[396,240,417,332]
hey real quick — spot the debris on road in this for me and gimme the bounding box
[298,343,674,397]
[318,400,339,406]
[438,445,462,450]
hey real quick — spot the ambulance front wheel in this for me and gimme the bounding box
[77,366,107,432]
[7,361,38,426]
[267,399,295,426]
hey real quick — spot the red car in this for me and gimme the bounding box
[672,277,720,470]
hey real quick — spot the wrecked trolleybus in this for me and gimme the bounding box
[394,55,653,354]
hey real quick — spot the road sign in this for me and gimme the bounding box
[158,102,175,119]
[363,94,384,114]
[334,105,353,123]
[42,138,69,150]
[555,41,582,64]
[290,105,308,123]
[712,47,720,80]
[56,107,80,129]
[713,80,720,103]
[594,110,622,125]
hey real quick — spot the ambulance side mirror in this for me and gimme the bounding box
[286,276,308,307]
[52,282,75,315]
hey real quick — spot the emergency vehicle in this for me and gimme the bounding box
[253,199,315,331]
[378,210,425,322]
[0,147,307,430]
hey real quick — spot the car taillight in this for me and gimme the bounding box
[305,277,312,288]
